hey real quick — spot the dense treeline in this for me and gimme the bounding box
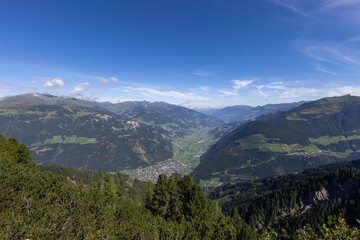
[1,135,360,239]
[208,163,360,235]
[38,164,148,198]
[0,135,256,239]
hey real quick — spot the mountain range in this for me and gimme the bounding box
[0,93,224,172]
[192,95,360,183]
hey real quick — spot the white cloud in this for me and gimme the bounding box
[38,77,64,88]
[69,82,91,97]
[232,79,253,90]
[220,79,255,96]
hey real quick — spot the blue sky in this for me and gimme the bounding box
[1,0,360,108]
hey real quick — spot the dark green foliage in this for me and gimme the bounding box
[193,95,360,183]
[207,159,360,235]
[260,216,360,239]
[0,103,172,171]
[0,135,256,239]
[38,164,147,197]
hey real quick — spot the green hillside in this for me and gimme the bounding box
[0,103,172,171]
[192,95,360,184]
[207,158,360,235]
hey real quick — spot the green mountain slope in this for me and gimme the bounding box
[192,95,360,183]
[207,159,360,234]
[103,101,224,138]
[0,103,172,171]
[210,102,304,123]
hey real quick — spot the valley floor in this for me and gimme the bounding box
[121,127,217,183]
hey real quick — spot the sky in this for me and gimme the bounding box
[1,0,360,108]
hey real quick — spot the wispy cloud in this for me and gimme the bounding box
[233,79,253,90]
[317,67,337,75]
[272,0,360,75]
[219,90,236,96]
[0,81,30,93]
[191,68,223,77]
[124,87,210,101]
[272,0,360,19]
[296,41,360,68]
[220,78,255,96]
[279,87,320,99]
[256,81,286,90]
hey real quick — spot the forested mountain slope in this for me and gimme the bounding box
[208,158,360,235]
[192,95,360,183]
[0,103,172,171]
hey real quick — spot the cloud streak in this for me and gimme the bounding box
[124,87,210,101]
[220,78,255,96]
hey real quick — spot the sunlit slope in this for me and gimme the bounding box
[192,95,360,183]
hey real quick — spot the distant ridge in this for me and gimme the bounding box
[209,101,305,123]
